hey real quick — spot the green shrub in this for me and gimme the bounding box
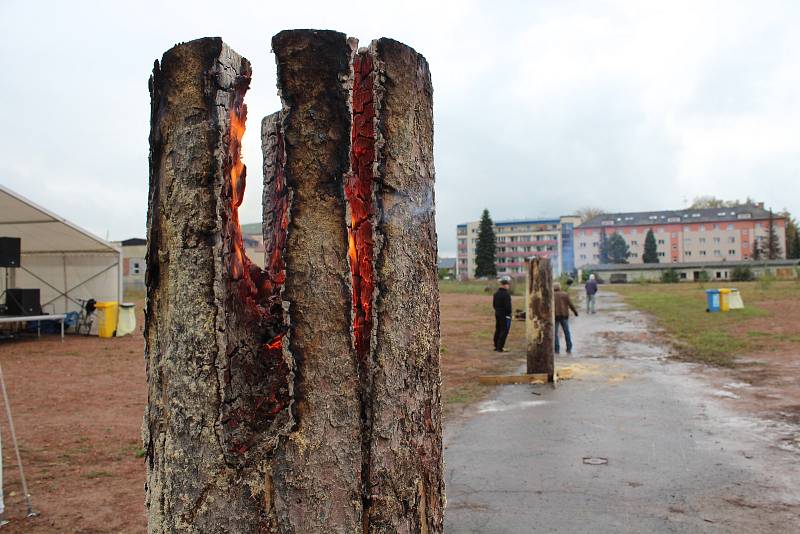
[731,265,755,282]
[661,269,680,283]
[758,268,776,290]
[697,271,710,283]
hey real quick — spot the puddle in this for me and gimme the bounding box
[477,399,550,413]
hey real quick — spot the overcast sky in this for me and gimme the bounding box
[2,0,799,256]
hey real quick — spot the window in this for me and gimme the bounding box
[657,239,665,245]
[684,251,692,257]
[671,232,678,238]
[714,250,721,256]
[580,242,587,248]
[700,250,707,256]
[631,240,639,246]
[132,261,142,275]
[728,237,736,243]
[728,249,736,255]
[593,242,598,247]
[657,252,666,257]
[727,224,734,230]
[713,237,721,243]
[680,273,687,279]
[580,254,587,260]
[684,238,692,245]
[699,237,706,243]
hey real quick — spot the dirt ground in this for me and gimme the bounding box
[691,296,800,449]
[0,292,521,532]
[0,287,795,532]
[0,306,146,533]
[611,283,800,449]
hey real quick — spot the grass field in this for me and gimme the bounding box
[439,279,525,296]
[612,280,800,366]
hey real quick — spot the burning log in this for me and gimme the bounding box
[526,257,555,380]
[146,30,441,533]
[145,37,294,531]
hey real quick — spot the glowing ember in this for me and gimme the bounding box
[222,88,290,454]
[346,52,376,364]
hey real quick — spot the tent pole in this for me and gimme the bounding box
[0,364,36,517]
[62,254,68,314]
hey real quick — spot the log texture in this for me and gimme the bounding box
[146,29,442,534]
[365,38,443,533]
[145,37,295,532]
[526,257,554,380]
[268,29,362,533]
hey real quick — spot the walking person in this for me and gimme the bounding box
[585,273,598,314]
[492,279,512,352]
[554,282,578,354]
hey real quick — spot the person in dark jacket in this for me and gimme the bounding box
[492,279,512,352]
[553,282,578,354]
[584,273,598,314]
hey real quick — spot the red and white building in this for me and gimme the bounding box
[576,205,786,268]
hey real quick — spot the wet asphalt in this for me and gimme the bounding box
[444,292,800,533]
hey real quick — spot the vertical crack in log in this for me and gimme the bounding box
[346,49,378,533]
[220,66,293,463]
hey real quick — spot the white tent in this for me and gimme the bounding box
[0,185,122,315]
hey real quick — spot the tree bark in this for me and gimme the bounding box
[146,30,442,534]
[526,257,554,380]
[362,38,443,533]
[268,29,363,533]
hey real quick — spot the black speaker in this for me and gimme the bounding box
[0,237,21,267]
[5,288,41,316]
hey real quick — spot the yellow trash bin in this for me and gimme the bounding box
[95,301,119,338]
[719,288,732,312]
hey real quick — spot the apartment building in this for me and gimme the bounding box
[456,215,581,280]
[575,206,786,268]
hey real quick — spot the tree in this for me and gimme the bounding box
[576,206,605,224]
[785,215,800,259]
[689,195,759,209]
[606,232,630,264]
[474,209,497,278]
[766,209,783,260]
[642,229,659,263]
[661,269,680,283]
[598,229,610,264]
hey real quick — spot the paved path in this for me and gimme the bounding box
[444,292,800,533]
